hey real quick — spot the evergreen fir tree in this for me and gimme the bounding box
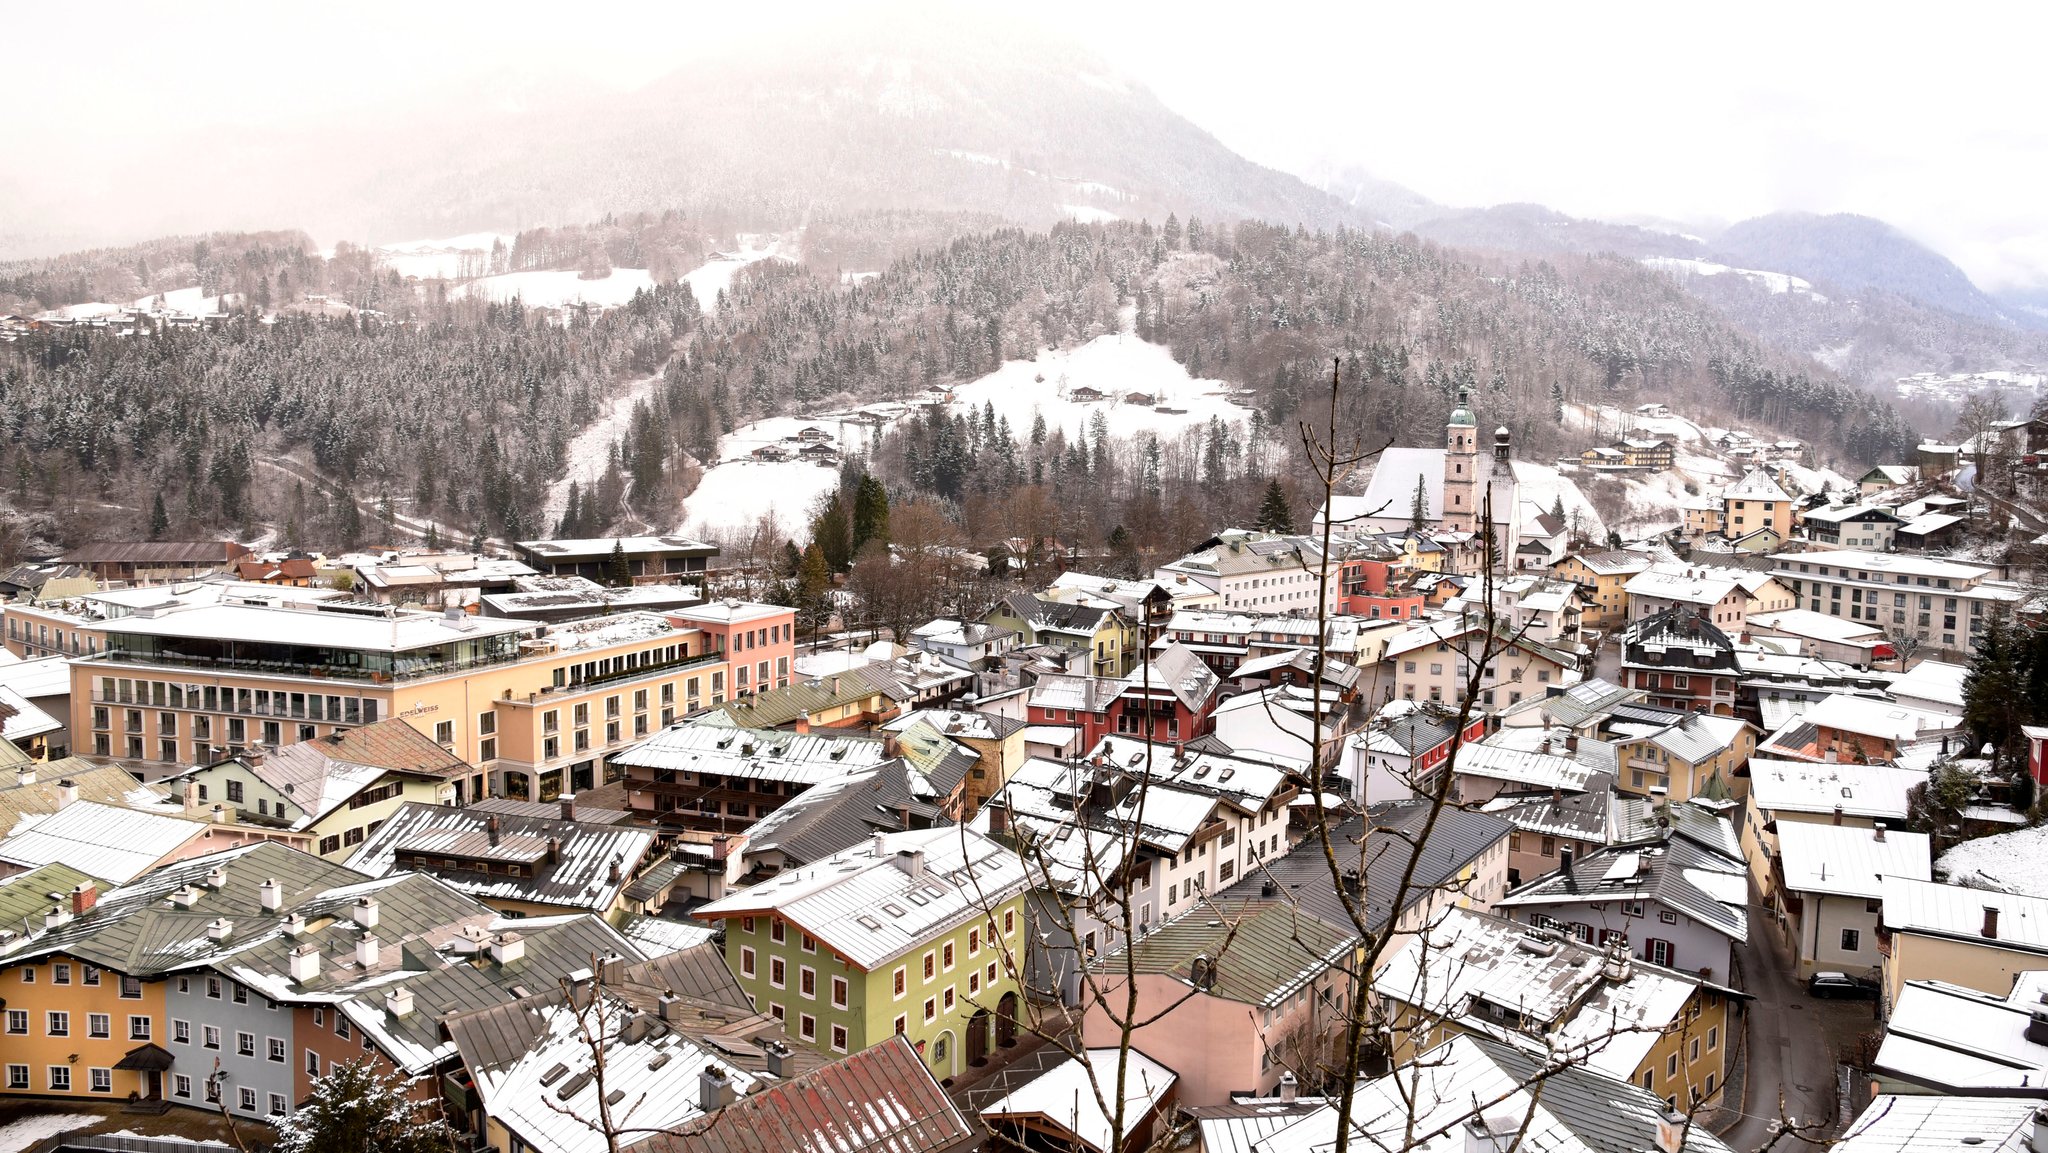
[1256,479,1296,534]
[1963,611,2027,766]
[605,539,632,587]
[1409,474,1429,533]
[851,474,890,553]
[273,1057,452,1153]
[148,492,168,541]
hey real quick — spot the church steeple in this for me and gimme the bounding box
[1443,386,1478,533]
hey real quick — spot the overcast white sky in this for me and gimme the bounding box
[12,0,2046,290]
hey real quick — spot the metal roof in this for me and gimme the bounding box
[1086,897,1360,1008]
[346,801,657,915]
[1774,822,1931,899]
[0,799,209,882]
[1882,877,2048,953]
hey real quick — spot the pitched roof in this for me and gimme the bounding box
[1086,897,1361,1007]
[0,759,157,832]
[0,799,210,882]
[742,761,938,867]
[1745,758,1924,820]
[345,801,658,914]
[610,720,889,783]
[695,827,1029,971]
[0,862,109,945]
[1496,828,1748,943]
[638,1034,973,1153]
[1775,822,1931,899]
[1725,467,1793,502]
[977,1047,1176,1153]
[1870,980,2048,1093]
[1882,877,2048,954]
[1837,1095,2038,1153]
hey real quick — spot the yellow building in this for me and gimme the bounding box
[61,584,794,802]
[984,594,1134,677]
[1878,878,2048,1014]
[1552,551,1652,632]
[0,883,168,1104]
[1611,713,1756,802]
[1723,467,1796,541]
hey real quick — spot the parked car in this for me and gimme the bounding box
[1807,971,1878,999]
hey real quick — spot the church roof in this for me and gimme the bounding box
[1448,386,1477,428]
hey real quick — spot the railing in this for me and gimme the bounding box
[91,645,526,684]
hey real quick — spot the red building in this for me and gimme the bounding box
[668,601,798,696]
[1618,607,1740,717]
[1025,643,1221,747]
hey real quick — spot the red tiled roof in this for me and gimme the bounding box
[639,1035,974,1153]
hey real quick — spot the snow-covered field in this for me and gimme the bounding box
[454,268,657,309]
[130,285,226,314]
[0,1113,92,1153]
[543,372,666,531]
[680,235,793,314]
[945,331,1252,442]
[1641,256,1828,301]
[679,416,881,538]
[1060,204,1119,223]
[1938,824,2048,898]
[1511,461,1607,541]
[376,232,511,281]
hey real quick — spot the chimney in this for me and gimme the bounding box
[282,912,307,936]
[15,766,34,787]
[1832,804,1843,826]
[489,932,525,965]
[546,837,561,865]
[698,1065,736,1113]
[1563,733,1579,753]
[986,803,1008,836]
[656,994,682,1021]
[204,864,228,889]
[69,882,96,917]
[598,952,624,986]
[1655,1110,1687,1153]
[1601,941,1633,983]
[182,779,201,814]
[356,933,380,968]
[871,830,889,857]
[55,779,77,808]
[1278,1071,1298,1102]
[898,849,927,879]
[210,803,231,823]
[1873,821,1887,843]
[1984,906,2002,939]
[43,905,70,930]
[486,815,501,846]
[830,675,841,695]
[1559,845,1575,877]
[170,884,201,909]
[289,943,321,983]
[794,711,811,735]
[764,1040,793,1079]
[2031,1105,2048,1153]
[385,985,414,1018]
[351,897,379,929]
[559,794,577,822]
[206,917,233,942]
[258,878,283,911]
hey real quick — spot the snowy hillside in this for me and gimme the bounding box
[678,235,794,315]
[1641,256,1828,302]
[453,268,658,309]
[943,331,1254,442]
[375,233,510,281]
[680,416,882,539]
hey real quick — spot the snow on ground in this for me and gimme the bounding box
[453,268,657,309]
[1059,205,1119,224]
[680,234,794,315]
[130,285,225,314]
[1938,825,2048,898]
[679,416,881,539]
[0,1114,93,1153]
[840,271,881,285]
[1066,181,1129,201]
[1641,256,1828,301]
[1777,460,1853,496]
[44,300,123,321]
[1513,460,1607,541]
[376,232,512,281]
[944,331,1251,442]
[937,148,1008,168]
[543,372,666,531]
[1813,343,1856,372]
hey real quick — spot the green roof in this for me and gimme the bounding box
[1087,898,1359,1008]
[0,862,108,937]
[1448,385,1477,428]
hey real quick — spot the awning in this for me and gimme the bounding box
[115,1043,175,1071]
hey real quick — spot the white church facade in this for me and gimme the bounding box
[1318,386,1524,571]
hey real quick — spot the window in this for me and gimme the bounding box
[82,965,99,986]
[1647,939,1674,966]
[269,1093,288,1117]
[88,1013,110,1038]
[799,966,816,999]
[1690,1037,1700,1062]
[1666,1054,1678,1079]
[923,952,936,981]
[1708,1026,1719,1051]
[204,1025,221,1049]
[923,998,937,1023]
[240,1087,258,1113]
[740,946,756,978]
[740,916,755,934]
[1840,928,1861,952]
[207,976,222,999]
[269,1038,287,1062]
[770,920,786,944]
[17,966,31,983]
[800,932,816,954]
[894,1015,907,1036]
[799,1013,816,1041]
[1004,909,1015,935]
[129,1015,150,1041]
[769,958,786,988]
[47,1011,68,1036]
[54,962,70,984]
[174,1074,191,1099]
[832,976,848,1008]
[893,967,906,998]
[120,975,142,999]
[943,987,955,1011]
[238,1031,255,1056]
[336,1017,351,1041]
[306,1051,321,1076]
[227,780,244,803]
[830,1024,848,1053]
[174,1019,190,1044]
[943,942,955,971]
[1659,910,1679,925]
[6,1065,25,1090]
[49,1066,70,1092]
[90,1067,112,1093]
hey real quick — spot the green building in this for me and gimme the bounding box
[695,826,1030,1080]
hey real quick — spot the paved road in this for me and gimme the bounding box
[1723,902,1849,1153]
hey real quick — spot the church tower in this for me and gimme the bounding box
[1441,385,1478,533]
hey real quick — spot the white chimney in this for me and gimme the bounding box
[204,865,228,890]
[385,986,414,1018]
[1278,1071,1298,1102]
[169,885,202,909]
[2029,1106,2048,1153]
[489,932,525,965]
[258,878,283,911]
[43,905,70,930]
[1655,1110,1687,1153]
[54,779,78,808]
[210,804,231,823]
[356,933,380,968]
[206,917,233,942]
[698,1065,736,1113]
[281,912,307,936]
[351,897,379,929]
[289,943,320,983]
[15,767,35,787]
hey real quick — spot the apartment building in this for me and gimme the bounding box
[693,826,1030,1081]
[59,581,792,798]
[1768,549,2023,655]
[1154,529,1334,616]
